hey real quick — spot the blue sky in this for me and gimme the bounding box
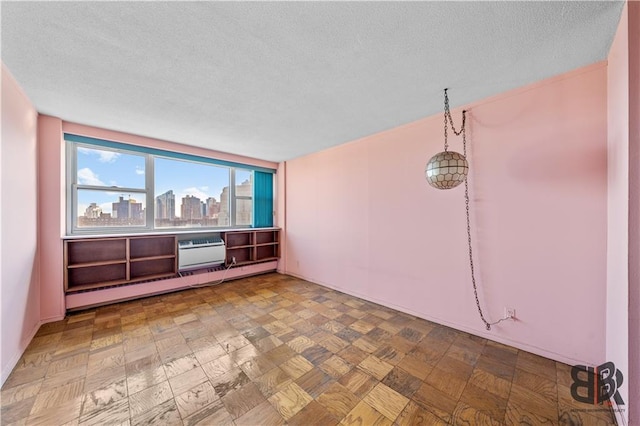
[76,147,233,217]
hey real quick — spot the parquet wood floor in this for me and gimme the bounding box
[1,273,617,425]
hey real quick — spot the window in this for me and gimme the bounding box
[72,146,149,229]
[154,157,230,228]
[66,134,273,234]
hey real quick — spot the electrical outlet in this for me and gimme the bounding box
[504,307,516,319]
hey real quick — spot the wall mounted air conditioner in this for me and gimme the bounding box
[178,237,226,271]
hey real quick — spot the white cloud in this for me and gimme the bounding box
[77,147,120,163]
[78,168,104,186]
[180,187,210,202]
[97,151,120,163]
[135,167,145,175]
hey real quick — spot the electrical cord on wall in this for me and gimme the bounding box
[187,257,237,288]
[459,109,513,330]
[431,89,516,331]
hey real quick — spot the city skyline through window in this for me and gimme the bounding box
[70,144,255,231]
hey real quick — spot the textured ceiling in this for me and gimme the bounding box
[1,1,624,162]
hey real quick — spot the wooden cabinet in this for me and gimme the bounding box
[64,235,177,293]
[64,230,279,296]
[223,229,280,266]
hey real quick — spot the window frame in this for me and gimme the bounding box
[152,154,233,229]
[232,168,254,227]
[65,134,273,236]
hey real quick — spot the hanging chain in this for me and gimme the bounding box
[444,88,465,133]
[443,88,506,331]
[462,118,490,331]
[443,91,449,152]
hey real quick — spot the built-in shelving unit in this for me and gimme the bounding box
[223,229,280,266]
[64,235,177,293]
[63,229,280,310]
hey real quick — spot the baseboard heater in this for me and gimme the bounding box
[178,237,226,271]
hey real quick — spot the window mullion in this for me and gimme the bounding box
[146,154,154,230]
[67,143,77,233]
[230,168,237,227]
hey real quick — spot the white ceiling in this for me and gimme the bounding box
[1,1,624,163]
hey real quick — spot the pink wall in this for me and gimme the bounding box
[607,3,630,423]
[1,65,41,385]
[283,63,609,366]
[628,3,639,423]
[38,115,65,322]
[606,3,639,423]
[276,161,287,273]
[36,120,279,320]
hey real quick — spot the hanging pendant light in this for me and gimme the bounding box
[425,89,469,189]
[425,151,468,189]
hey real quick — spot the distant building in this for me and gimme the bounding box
[112,196,143,219]
[79,196,143,227]
[181,195,202,220]
[84,202,102,218]
[155,190,175,220]
[218,176,252,226]
[206,197,220,218]
[218,187,230,226]
[236,177,252,226]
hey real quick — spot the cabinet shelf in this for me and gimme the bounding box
[67,259,127,269]
[130,254,175,262]
[64,235,177,293]
[222,229,280,267]
[226,244,254,249]
[256,256,279,262]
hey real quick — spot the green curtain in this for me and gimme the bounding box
[253,171,274,227]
